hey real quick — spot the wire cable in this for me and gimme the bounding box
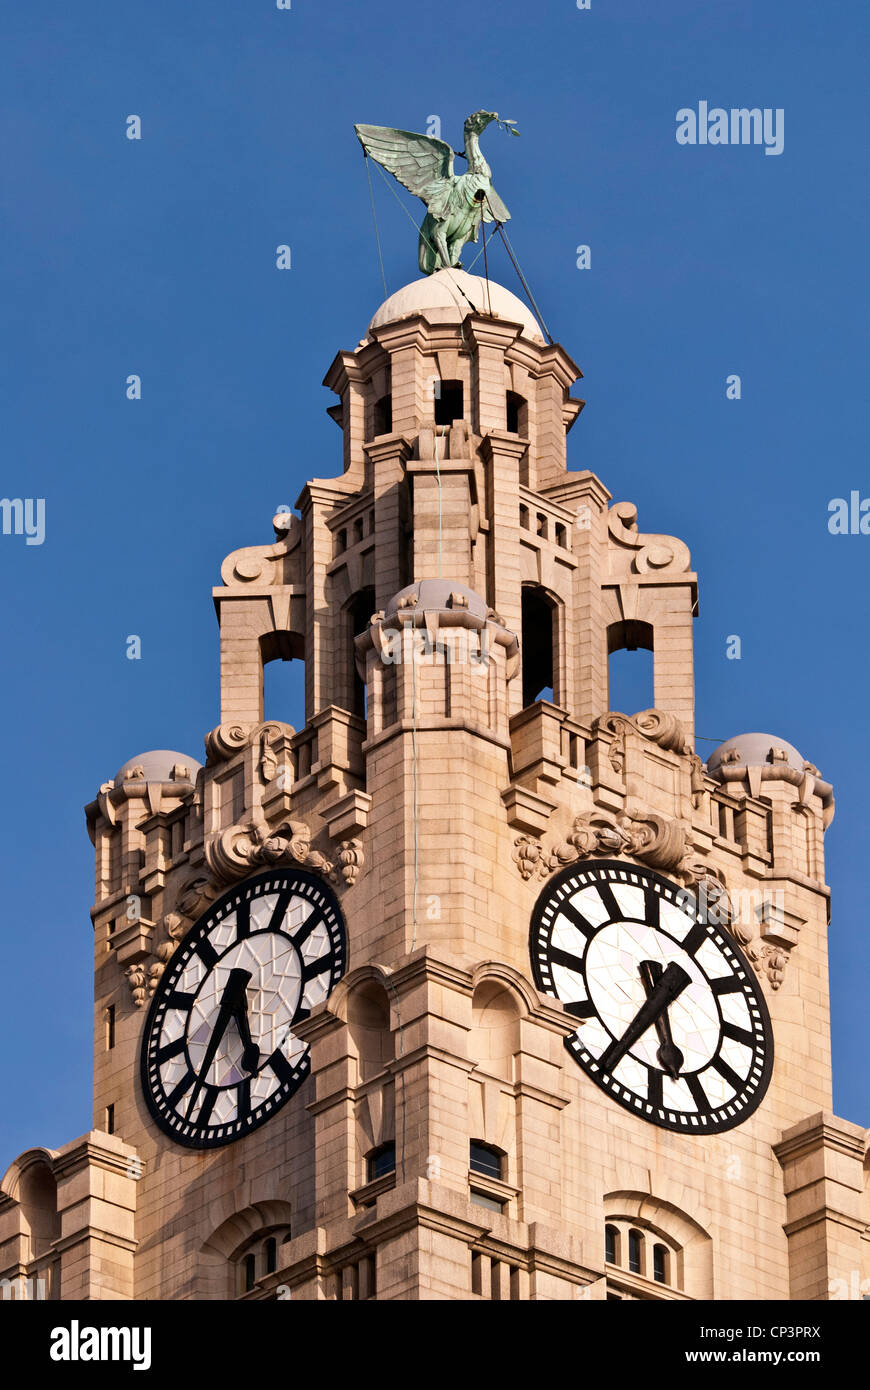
[362,152,388,298]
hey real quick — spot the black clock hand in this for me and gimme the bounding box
[229,990,260,1074]
[186,968,253,1119]
[639,959,685,1080]
[598,961,692,1076]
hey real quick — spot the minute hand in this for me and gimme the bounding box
[598,961,692,1076]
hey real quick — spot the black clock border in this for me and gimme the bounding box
[528,859,775,1135]
[140,866,348,1150]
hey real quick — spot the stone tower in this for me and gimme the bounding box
[1,269,867,1302]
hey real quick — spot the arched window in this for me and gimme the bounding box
[521,586,557,707]
[348,587,376,719]
[506,391,527,435]
[373,393,392,437]
[347,980,393,1082]
[265,1237,277,1275]
[653,1243,668,1285]
[242,1253,256,1293]
[607,619,654,715]
[260,630,306,729]
[605,1224,619,1266]
[469,1141,503,1181]
[628,1229,644,1276]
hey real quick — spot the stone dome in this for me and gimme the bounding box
[367,269,545,344]
[384,580,492,626]
[706,733,807,779]
[113,750,201,788]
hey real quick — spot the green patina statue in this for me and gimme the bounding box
[355,111,519,275]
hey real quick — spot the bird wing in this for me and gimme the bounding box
[354,125,455,211]
[481,184,511,224]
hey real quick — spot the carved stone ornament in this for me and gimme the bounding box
[336,838,364,886]
[144,911,189,997]
[125,964,148,1009]
[595,709,691,772]
[205,720,291,765]
[219,509,302,588]
[607,501,692,576]
[729,914,790,991]
[205,813,335,886]
[513,808,695,883]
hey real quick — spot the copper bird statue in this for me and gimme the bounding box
[355,111,519,275]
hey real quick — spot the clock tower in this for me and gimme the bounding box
[1,266,867,1303]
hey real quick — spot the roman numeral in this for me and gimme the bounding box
[710,975,743,996]
[681,921,709,957]
[644,888,661,930]
[722,1022,755,1048]
[156,1037,186,1065]
[711,1055,745,1093]
[237,1077,251,1121]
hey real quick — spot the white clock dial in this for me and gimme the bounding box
[142,869,347,1149]
[530,861,773,1133]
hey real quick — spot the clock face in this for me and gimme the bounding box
[530,861,773,1134]
[141,868,347,1149]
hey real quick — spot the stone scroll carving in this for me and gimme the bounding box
[219,511,303,588]
[607,501,692,576]
[205,814,335,886]
[513,808,695,883]
[595,709,691,772]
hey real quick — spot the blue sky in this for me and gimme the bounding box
[1,0,868,1166]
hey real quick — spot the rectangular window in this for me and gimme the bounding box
[366,1142,396,1182]
[106,1004,115,1050]
[105,1104,115,1134]
[470,1191,504,1213]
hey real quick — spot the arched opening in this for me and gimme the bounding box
[434,380,463,426]
[373,393,392,436]
[628,1228,644,1276]
[607,620,654,715]
[19,1162,60,1259]
[469,980,520,1077]
[347,979,393,1082]
[506,391,527,435]
[521,586,557,707]
[260,631,305,730]
[605,1224,619,1266]
[348,588,376,720]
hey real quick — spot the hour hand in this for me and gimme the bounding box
[230,992,260,1075]
[185,968,253,1119]
[598,960,691,1076]
[639,960,685,1080]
